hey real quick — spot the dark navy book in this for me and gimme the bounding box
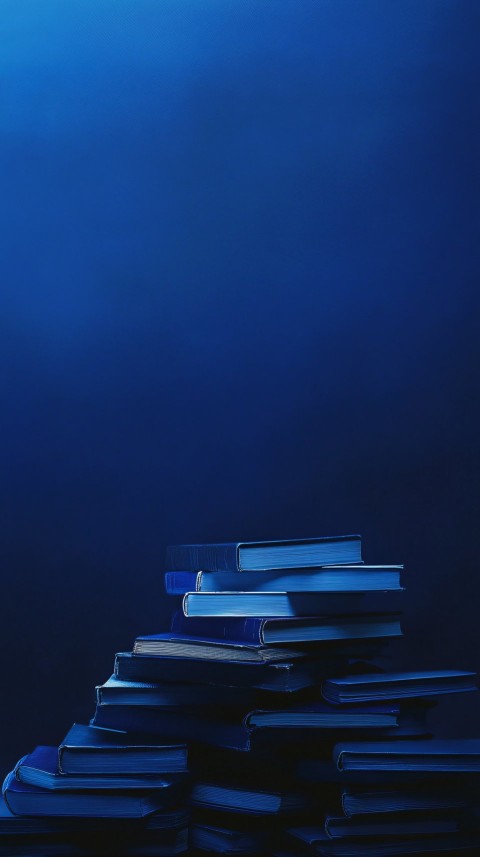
[114,651,336,692]
[190,780,311,815]
[168,610,402,645]
[341,782,480,816]
[282,826,480,855]
[322,670,478,704]
[166,536,362,572]
[92,701,417,752]
[96,675,331,708]
[324,810,461,839]
[190,821,270,854]
[334,739,480,772]
[165,565,402,594]
[59,723,187,774]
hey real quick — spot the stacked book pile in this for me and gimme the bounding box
[3,534,480,856]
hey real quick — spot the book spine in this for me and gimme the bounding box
[170,610,264,644]
[166,544,240,572]
[165,571,200,595]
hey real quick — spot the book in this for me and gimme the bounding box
[341,783,480,816]
[115,652,337,692]
[96,675,330,708]
[322,670,478,704]
[324,810,461,838]
[334,739,480,772]
[15,746,181,792]
[169,611,403,645]
[133,634,305,662]
[58,723,187,774]
[190,821,270,854]
[165,566,402,594]
[191,780,310,814]
[0,792,188,833]
[92,702,412,752]
[180,591,399,618]
[166,536,362,572]
[282,826,480,855]
[2,770,176,818]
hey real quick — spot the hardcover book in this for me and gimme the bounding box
[322,670,478,704]
[169,611,403,645]
[165,565,402,594]
[2,770,176,818]
[166,536,362,572]
[58,723,187,774]
[92,701,415,752]
[334,739,480,772]
[15,747,180,793]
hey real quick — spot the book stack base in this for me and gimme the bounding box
[3,534,480,856]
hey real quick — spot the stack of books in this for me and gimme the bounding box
[3,534,480,856]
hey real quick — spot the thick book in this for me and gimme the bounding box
[92,702,411,752]
[169,610,402,645]
[165,566,402,594]
[191,781,309,814]
[115,652,338,692]
[283,826,480,855]
[322,670,478,704]
[2,769,175,818]
[334,739,480,772]
[166,536,362,572]
[58,723,187,774]
[15,746,180,792]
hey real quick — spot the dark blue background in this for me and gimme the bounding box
[1,0,479,774]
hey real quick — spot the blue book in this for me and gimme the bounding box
[0,792,188,834]
[15,747,181,792]
[168,610,402,645]
[181,591,404,618]
[166,566,402,594]
[191,781,310,815]
[324,810,461,839]
[190,822,270,854]
[283,826,480,855]
[334,739,480,772]
[2,769,176,818]
[96,675,328,708]
[322,670,478,704]
[341,783,480,816]
[133,633,305,662]
[58,723,187,774]
[92,702,412,752]
[166,536,362,572]
[0,794,189,856]
[115,651,346,692]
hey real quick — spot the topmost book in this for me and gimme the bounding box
[165,536,362,572]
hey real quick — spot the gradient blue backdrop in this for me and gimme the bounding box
[1,0,479,773]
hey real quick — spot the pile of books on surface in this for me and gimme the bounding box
[3,534,480,856]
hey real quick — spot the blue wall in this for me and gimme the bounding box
[1,0,479,771]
